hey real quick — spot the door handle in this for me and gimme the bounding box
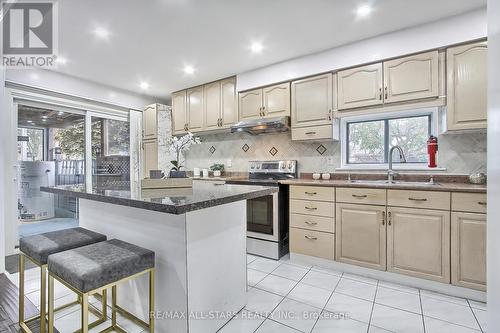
[388,211,392,226]
[478,201,487,206]
[379,88,382,100]
[304,235,318,240]
[385,86,388,99]
[328,109,332,121]
[382,211,385,226]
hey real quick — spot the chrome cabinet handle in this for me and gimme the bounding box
[305,235,318,240]
[352,194,368,198]
[478,201,487,206]
[305,192,317,195]
[305,132,317,135]
[305,221,318,226]
[408,197,427,202]
[305,206,317,211]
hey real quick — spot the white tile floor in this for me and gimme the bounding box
[5,254,487,333]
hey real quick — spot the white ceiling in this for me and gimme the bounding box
[54,0,486,100]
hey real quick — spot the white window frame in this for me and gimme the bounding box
[339,108,443,171]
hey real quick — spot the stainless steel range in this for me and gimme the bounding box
[226,160,297,260]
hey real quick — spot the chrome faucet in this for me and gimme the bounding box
[388,146,407,183]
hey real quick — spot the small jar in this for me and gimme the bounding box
[321,173,331,180]
[312,173,321,180]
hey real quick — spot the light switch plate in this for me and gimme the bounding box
[327,157,335,166]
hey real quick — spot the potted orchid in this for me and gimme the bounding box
[166,132,201,178]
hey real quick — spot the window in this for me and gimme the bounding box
[17,127,45,161]
[346,114,431,165]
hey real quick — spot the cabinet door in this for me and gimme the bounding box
[337,63,383,110]
[142,104,157,139]
[447,42,487,130]
[335,203,386,271]
[384,51,439,103]
[262,83,290,118]
[172,91,187,135]
[291,73,332,128]
[239,88,262,120]
[451,212,486,291]
[142,139,158,178]
[204,81,221,130]
[186,86,204,132]
[220,77,238,127]
[387,207,450,283]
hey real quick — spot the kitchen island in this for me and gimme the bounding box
[41,182,277,333]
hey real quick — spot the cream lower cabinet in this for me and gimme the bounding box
[387,207,450,283]
[451,212,486,291]
[335,203,386,271]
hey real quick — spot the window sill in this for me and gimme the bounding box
[336,165,447,172]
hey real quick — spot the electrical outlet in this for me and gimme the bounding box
[227,159,232,168]
[326,157,335,166]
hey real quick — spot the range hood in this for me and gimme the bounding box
[230,116,290,135]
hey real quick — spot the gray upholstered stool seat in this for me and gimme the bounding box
[48,239,155,293]
[19,227,107,264]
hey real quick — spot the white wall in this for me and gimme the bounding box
[237,9,487,91]
[5,68,163,110]
[0,68,6,273]
[487,0,500,331]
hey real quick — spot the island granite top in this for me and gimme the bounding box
[40,182,277,215]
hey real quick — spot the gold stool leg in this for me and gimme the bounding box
[47,275,54,333]
[40,265,47,333]
[112,285,117,328]
[149,270,155,333]
[19,254,25,325]
[101,289,108,321]
[81,293,89,333]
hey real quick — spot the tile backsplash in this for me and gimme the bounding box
[183,131,486,174]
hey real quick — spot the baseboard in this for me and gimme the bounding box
[290,253,486,302]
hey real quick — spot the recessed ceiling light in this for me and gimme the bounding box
[139,81,150,90]
[250,42,264,54]
[93,26,111,40]
[183,65,195,75]
[355,4,373,19]
[55,56,68,65]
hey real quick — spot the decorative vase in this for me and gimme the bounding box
[213,170,222,177]
[169,170,187,178]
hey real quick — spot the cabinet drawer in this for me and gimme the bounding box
[292,124,333,141]
[452,193,487,213]
[290,199,334,217]
[290,213,335,233]
[290,185,335,202]
[290,228,334,260]
[388,190,450,210]
[336,188,386,205]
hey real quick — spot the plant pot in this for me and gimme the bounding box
[213,170,222,177]
[169,170,187,178]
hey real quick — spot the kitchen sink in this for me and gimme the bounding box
[349,179,438,186]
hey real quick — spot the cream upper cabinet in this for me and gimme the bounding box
[451,212,486,291]
[142,104,158,139]
[262,83,290,118]
[186,86,204,132]
[384,51,439,103]
[220,77,238,127]
[387,207,450,283]
[335,203,387,271]
[204,81,221,131]
[337,63,383,110]
[239,88,263,120]
[447,41,487,131]
[172,91,187,135]
[291,73,333,128]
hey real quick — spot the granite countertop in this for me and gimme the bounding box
[280,179,487,193]
[40,182,277,215]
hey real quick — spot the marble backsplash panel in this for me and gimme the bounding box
[182,130,486,174]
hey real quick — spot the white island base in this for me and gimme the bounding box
[79,198,247,333]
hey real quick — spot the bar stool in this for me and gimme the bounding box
[19,227,108,333]
[47,239,155,333]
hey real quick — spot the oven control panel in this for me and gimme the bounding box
[249,160,297,174]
